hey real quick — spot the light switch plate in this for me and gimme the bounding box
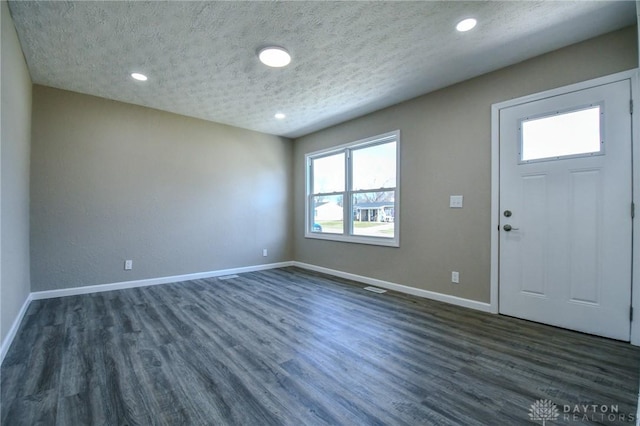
[450,195,463,208]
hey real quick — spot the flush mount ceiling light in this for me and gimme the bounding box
[274,112,286,120]
[130,72,148,81]
[456,18,477,32]
[258,47,291,68]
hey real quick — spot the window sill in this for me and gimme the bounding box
[304,232,399,248]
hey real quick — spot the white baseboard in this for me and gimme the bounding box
[0,293,33,365]
[292,261,493,313]
[2,261,293,366]
[3,260,490,366]
[30,261,294,300]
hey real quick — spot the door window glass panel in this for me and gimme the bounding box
[520,106,601,162]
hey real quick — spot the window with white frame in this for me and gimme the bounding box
[305,130,400,247]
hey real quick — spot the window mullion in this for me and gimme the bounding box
[307,156,313,233]
[311,191,346,197]
[345,149,353,236]
[351,187,396,195]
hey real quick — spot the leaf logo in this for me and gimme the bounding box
[529,399,559,425]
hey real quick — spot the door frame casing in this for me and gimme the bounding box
[490,69,640,344]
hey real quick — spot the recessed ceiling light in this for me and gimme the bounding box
[275,113,286,120]
[456,18,477,32]
[258,47,291,68]
[131,72,148,81]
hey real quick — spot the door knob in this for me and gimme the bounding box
[503,224,519,231]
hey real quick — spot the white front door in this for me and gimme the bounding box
[499,79,633,341]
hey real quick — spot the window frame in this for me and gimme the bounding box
[305,130,400,247]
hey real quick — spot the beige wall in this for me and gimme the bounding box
[293,26,638,303]
[17,23,640,302]
[1,2,32,343]
[30,86,292,291]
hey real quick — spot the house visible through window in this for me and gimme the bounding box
[305,130,400,247]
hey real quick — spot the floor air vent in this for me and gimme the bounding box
[363,286,387,294]
[218,274,239,280]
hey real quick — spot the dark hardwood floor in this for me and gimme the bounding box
[2,267,638,425]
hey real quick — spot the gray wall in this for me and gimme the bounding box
[30,86,292,291]
[293,26,638,303]
[1,2,32,343]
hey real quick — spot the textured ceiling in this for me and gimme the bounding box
[8,1,637,138]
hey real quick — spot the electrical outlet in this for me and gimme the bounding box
[451,271,460,284]
[124,260,133,270]
[262,249,268,257]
